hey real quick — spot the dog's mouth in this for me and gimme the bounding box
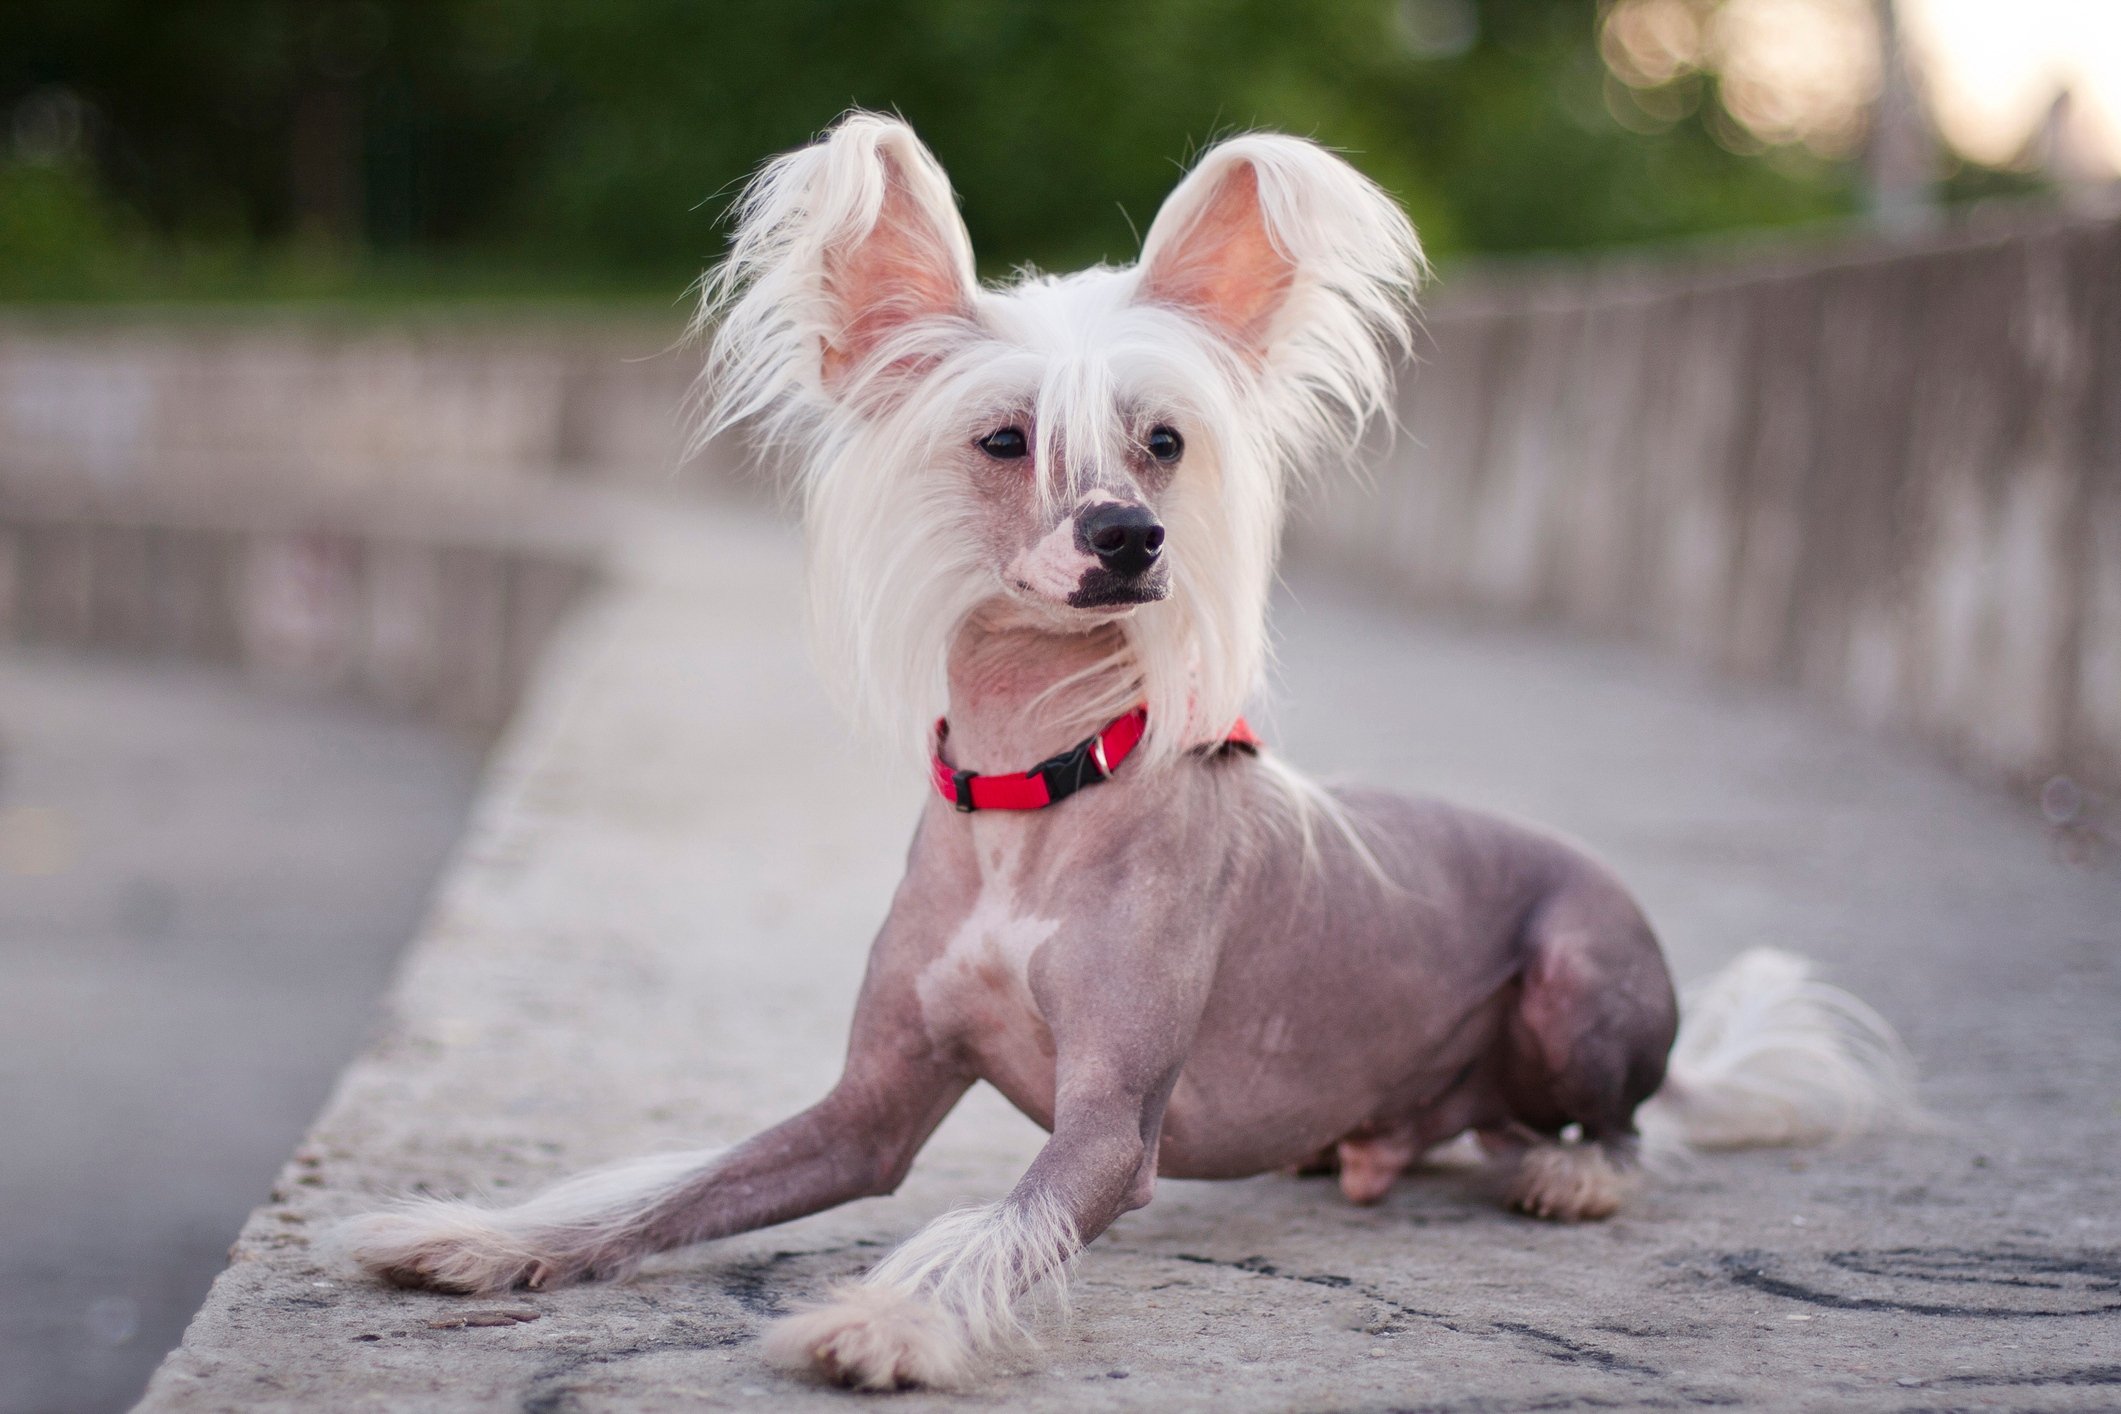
[1067,570,1170,611]
[1005,568,1170,617]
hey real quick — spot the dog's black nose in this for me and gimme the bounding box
[1078,503,1165,578]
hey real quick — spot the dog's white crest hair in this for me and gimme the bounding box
[693,111,1423,767]
[764,1191,1077,1391]
[1640,948,1923,1155]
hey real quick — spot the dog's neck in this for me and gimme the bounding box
[941,603,1140,774]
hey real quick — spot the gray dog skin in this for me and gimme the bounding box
[853,616,1678,1198]
[345,114,1900,1392]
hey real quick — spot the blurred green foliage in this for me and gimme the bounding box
[0,0,1867,302]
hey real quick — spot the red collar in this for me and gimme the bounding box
[931,708,1259,812]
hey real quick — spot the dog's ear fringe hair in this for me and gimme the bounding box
[1136,132,1426,480]
[692,120,1423,463]
[686,110,976,463]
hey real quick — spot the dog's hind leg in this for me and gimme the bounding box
[1497,867,1679,1222]
[1334,1126,1422,1205]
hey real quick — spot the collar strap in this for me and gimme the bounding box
[931,708,1257,813]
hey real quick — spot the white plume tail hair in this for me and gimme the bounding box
[1640,948,1921,1155]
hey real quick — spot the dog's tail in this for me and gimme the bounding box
[1637,948,1920,1156]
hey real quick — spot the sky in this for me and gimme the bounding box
[1603,0,2121,177]
[1900,0,2121,175]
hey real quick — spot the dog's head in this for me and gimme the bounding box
[698,114,1420,758]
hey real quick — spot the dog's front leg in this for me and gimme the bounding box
[763,1088,1164,1391]
[768,921,1207,1390]
[344,1077,968,1295]
[341,910,973,1295]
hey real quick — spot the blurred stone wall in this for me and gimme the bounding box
[0,315,703,503]
[0,502,593,736]
[0,315,683,734]
[1295,210,2121,800]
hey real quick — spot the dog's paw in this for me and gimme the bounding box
[1506,1142,1632,1222]
[336,1204,565,1294]
[763,1285,974,1391]
[1335,1132,1420,1205]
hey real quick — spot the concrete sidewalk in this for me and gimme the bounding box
[139,502,2121,1412]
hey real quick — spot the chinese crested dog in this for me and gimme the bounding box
[344,113,1914,1390]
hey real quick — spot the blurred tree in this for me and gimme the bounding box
[0,0,1874,298]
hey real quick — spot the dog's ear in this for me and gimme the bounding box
[813,123,976,388]
[1136,135,1422,426]
[1138,151,1293,356]
[698,113,976,430]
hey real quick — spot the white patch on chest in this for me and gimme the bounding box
[914,837,1061,1049]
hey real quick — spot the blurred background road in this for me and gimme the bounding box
[0,650,478,1414]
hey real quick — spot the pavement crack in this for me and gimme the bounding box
[1377,1393,1738,1413]
[1718,1247,2121,1319]
[1171,1252,1460,1334]
[1931,1363,2121,1389]
[1170,1252,1667,1378]
[718,1256,791,1317]
[1490,1321,1661,1377]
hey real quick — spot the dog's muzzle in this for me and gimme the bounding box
[1070,503,1169,607]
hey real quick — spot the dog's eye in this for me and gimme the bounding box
[1146,425,1184,463]
[978,426,1029,461]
